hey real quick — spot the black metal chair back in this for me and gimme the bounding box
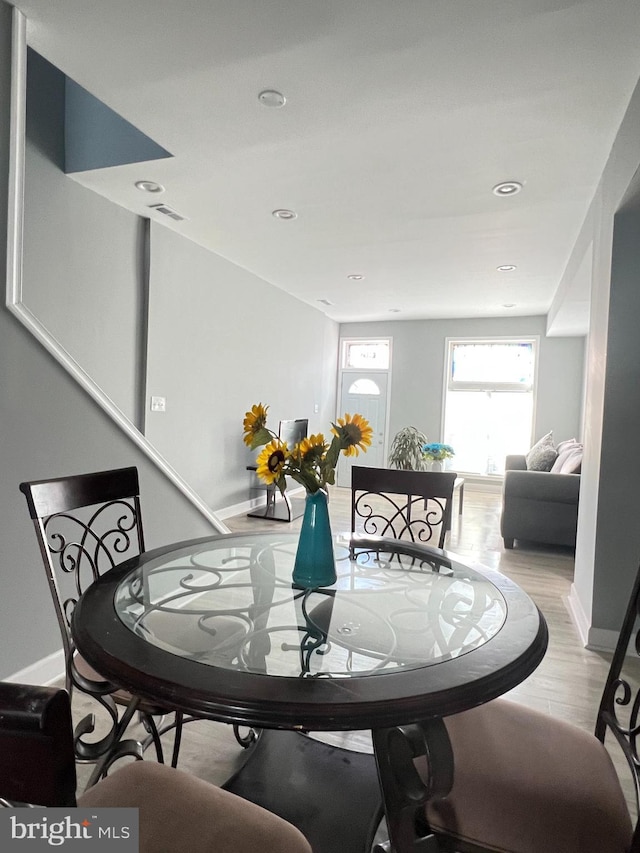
[18,468,248,777]
[0,681,77,807]
[19,467,144,694]
[351,466,457,548]
[596,563,640,847]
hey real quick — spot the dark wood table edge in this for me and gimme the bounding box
[72,532,549,731]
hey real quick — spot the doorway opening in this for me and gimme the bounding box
[337,338,391,487]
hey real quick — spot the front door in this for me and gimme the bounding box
[336,371,389,487]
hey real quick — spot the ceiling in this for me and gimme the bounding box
[14,0,640,334]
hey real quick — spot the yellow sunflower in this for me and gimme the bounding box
[295,433,327,464]
[333,413,373,457]
[242,403,269,446]
[256,440,289,484]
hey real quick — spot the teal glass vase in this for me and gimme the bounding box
[292,490,337,588]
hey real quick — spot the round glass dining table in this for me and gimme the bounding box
[72,531,548,853]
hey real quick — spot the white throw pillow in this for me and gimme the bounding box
[556,437,578,455]
[559,446,583,474]
[550,439,582,473]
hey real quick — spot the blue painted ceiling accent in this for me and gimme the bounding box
[27,47,172,174]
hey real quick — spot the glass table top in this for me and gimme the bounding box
[114,532,507,679]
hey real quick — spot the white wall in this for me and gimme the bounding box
[145,223,339,512]
[340,315,585,454]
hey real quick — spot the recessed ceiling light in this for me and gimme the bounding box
[502,303,516,308]
[492,181,523,197]
[347,274,364,281]
[258,89,286,108]
[135,180,165,193]
[497,264,517,272]
[272,209,297,220]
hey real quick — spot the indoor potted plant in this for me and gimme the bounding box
[388,426,429,471]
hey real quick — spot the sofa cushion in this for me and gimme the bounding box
[559,446,583,474]
[550,439,582,474]
[503,469,580,504]
[525,432,557,471]
[556,437,578,454]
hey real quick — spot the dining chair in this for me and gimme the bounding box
[351,466,457,548]
[0,681,312,853]
[374,562,640,853]
[19,467,184,772]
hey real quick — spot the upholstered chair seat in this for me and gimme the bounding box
[426,698,632,853]
[79,761,312,853]
[0,681,311,853]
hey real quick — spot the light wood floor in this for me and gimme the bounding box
[70,484,636,829]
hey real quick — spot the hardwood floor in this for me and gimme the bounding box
[70,483,636,828]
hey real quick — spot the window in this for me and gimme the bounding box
[348,378,381,395]
[342,339,390,370]
[443,339,536,476]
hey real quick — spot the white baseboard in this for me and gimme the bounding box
[565,583,589,647]
[565,583,618,652]
[6,648,64,686]
[215,495,266,520]
[216,485,306,521]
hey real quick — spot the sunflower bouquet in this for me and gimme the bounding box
[243,403,372,495]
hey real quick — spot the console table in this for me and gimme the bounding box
[245,465,305,522]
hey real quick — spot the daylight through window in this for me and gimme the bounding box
[443,339,536,475]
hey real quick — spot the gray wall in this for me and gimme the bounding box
[592,209,640,632]
[23,53,145,425]
[20,33,340,519]
[0,3,216,679]
[340,316,585,453]
[555,67,640,642]
[145,223,339,512]
[0,2,339,678]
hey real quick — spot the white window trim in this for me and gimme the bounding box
[340,336,392,371]
[442,335,540,475]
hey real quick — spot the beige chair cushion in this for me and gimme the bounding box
[79,760,312,853]
[425,698,632,853]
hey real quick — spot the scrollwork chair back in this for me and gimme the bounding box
[19,468,251,776]
[17,468,182,773]
[596,562,640,833]
[351,466,456,549]
[20,467,144,696]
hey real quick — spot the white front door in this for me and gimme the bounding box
[336,371,389,487]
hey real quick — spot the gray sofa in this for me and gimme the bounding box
[500,454,580,549]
